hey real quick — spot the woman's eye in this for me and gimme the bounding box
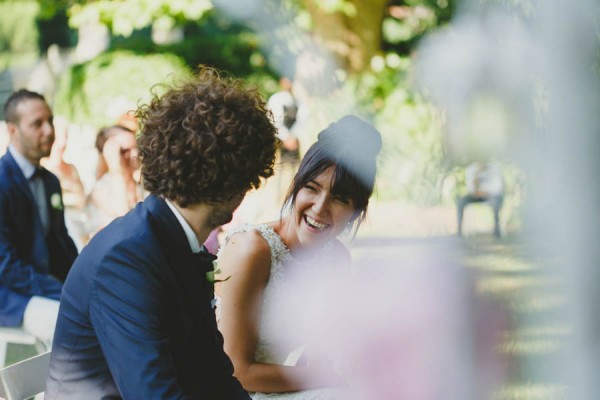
[334,196,351,205]
[304,185,318,192]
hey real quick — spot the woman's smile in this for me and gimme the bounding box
[288,166,356,249]
[304,215,329,231]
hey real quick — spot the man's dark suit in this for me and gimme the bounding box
[45,195,250,399]
[0,150,78,326]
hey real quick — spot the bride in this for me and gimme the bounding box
[216,115,381,399]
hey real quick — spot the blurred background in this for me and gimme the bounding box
[0,0,523,238]
[1,0,599,398]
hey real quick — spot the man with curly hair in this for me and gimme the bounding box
[46,68,278,399]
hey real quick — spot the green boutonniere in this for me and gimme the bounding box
[50,193,63,210]
[206,260,231,284]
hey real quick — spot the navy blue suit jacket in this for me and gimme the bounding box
[45,195,250,399]
[0,150,77,326]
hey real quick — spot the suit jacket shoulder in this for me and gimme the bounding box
[0,151,77,325]
[47,195,248,399]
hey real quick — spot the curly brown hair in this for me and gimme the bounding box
[136,67,277,207]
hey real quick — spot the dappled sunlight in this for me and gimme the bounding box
[463,254,538,273]
[476,276,561,295]
[493,383,568,400]
[505,293,567,314]
[497,335,561,356]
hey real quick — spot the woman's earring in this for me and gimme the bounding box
[344,220,354,234]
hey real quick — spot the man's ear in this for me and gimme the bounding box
[5,121,17,137]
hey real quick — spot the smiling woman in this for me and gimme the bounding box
[291,166,356,248]
[215,115,381,399]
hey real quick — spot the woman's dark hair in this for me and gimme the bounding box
[136,67,278,207]
[282,115,382,233]
[95,125,134,153]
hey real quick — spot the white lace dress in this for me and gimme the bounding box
[218,224,346,400]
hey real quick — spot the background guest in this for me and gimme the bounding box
[0,89,78,346]
[88,124,143,234]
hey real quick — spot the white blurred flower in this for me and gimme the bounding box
[385,52,403,69]
[266,246,508,400]
[370,55,386,72]
[415,8,539,161]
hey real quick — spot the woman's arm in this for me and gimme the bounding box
[216,230,343,393]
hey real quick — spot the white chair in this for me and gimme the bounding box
[0,351,50,400]
[0,327,47,368]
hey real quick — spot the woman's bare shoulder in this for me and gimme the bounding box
[224,227,271,252]
[219,227,272,272]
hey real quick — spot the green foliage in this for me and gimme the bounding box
[313,0,356,16]
[0,0,40,68]
[164,14,268,77]
[383,0,457,56]
[108,11,277,93]
[37,7,77,51]
[54,50,191,127]
[337,55,447,204]
[402,0,455,23]
[67,0,213,37]
[244,72,280,100]
[382,8,437,44]
[37,0,71,19]
[375,89,447,205]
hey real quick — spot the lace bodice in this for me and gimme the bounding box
[219,223,301,365]
[218,224,346,400]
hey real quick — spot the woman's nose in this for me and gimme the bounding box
[312,194,330,215]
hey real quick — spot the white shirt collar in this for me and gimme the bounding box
[165,199,203,254]
[8,144,36,179]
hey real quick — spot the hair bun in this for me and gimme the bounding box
[314,115,382,188]
[318,115,382,158]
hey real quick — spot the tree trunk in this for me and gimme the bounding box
[306,0,388,73]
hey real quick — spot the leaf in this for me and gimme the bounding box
[205,270,215,283]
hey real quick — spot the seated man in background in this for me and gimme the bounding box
[0,89,78,345]
[456,161,504,237]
